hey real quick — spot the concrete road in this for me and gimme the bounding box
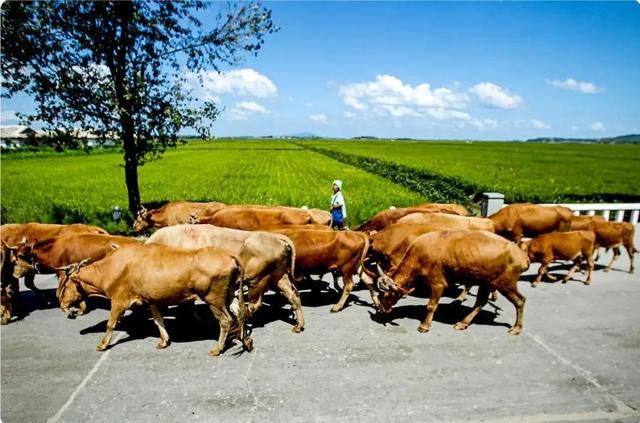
[2,240,639,422]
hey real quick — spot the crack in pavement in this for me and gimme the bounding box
[525,331,637,416]
[47,332,125,423]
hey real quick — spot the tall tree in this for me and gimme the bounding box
[1,1,277,214]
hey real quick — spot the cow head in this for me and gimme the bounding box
[9,238,37,279]
[56,260,89,318]
[374,264,405,314]
[132,206,151,232]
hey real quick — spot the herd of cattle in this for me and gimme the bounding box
[0,201,636,356]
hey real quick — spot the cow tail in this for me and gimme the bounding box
[232,257,251,352]
[357,232,370,277]
[286,240,296,281]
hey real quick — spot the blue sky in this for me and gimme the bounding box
[2,1,639,140]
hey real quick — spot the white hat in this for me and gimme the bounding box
[332,180,343,190]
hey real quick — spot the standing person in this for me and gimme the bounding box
[330,180,347,230]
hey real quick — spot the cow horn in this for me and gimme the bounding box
[376,277,390,292]
[20,236,28,245]
[2,241,18,251]
[376,264,385,277]
[138,206,147,216]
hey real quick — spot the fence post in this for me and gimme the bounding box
[481,192,505,217]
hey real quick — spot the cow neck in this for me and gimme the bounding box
[32,239,56,271]
[387,258,415,290]
[75,262,109,293]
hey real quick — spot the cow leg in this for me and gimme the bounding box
[24,272,46,298]
[208,304,232,357]
[625,245,635,273]
[532,263,549,287]
[454,285,490,331]
[562,258,581,284]
[246,277,267,317]
[358,272,380,309]
[331,272,354,313]
[418,280,446,333]
[276,275,305,333]
[454,285,469,302]
[149,305,170,349]
[490,290,499,302]
[498,285,526,336]
[332,271,341,292]
[97,305,126,351]
[585,253,594,285]
[604,247,621,272]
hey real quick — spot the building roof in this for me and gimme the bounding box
[0,126,36,139]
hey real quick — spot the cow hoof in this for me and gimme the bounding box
[330,305,342,313]
[208,348,222,357]
[453,322,468,331]
[562,279,569,284]
[584,280,591,286]
[508,327,522,336]
[603,269,610,273]
[530,283,538,288]
[417,325,430,333]
[242,337,254,352]
[156,341,169,349]
[96,344,108,352]
[1,317,9,325]
[291,325,303,333]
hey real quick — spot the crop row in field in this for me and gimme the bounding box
[0,141,425,232]
[302,140,640,203]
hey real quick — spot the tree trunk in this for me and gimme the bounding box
[123,138,141,215]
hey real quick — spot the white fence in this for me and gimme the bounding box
[481,192,640,224]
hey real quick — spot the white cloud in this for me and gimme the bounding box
[469,119,499,130]
[187,68,277,98]
[344,111,356,118]
[469,82,524,109]
[310,114,328,124]
[529,119,551,130]
[546,78,604,94]
[589,121,605,132]
[235,101,267,114]
[338,75,469,119]
[0,110,18,123]
[226,101,269,121]
[426,108,470,121]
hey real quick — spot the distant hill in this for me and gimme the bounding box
[526,134,640,144]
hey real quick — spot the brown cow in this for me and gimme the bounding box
[132,201,226,233]
[56,244,251,355]
[520,231,596,287]
[570,215,605,231]
[396,212,495,231]
[9,233,142,316]
[375,230,529,335]
[1,244,19,325]
[1,223,108,323]
[488,203,573,242]
[368,222,499,303]
[356,204,468,233]
[194,206,313,230]
[580,221,636,273]
[146,224,304,332]
[269,228,377,312]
